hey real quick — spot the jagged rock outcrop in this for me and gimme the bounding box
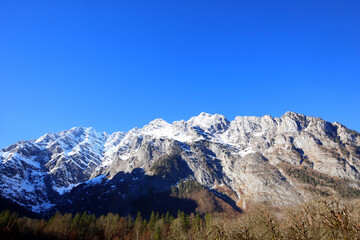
[1,112,359,215]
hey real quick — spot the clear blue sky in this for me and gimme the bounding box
[1,0,359,148]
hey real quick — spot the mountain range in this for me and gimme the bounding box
[1,112,360,217]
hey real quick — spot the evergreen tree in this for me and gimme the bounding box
[154,225,162,240]
[148,211,156,231]
[164,211,171,225]
[155,212,160,222]
[134,211,143,240]
[71,212,81,231]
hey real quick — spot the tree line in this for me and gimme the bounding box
[1,197,360,239]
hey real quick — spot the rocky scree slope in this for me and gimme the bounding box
[0,112,359,215]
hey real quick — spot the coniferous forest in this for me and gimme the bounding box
[1,197,360,240]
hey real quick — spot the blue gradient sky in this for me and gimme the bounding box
[1,0,359,148]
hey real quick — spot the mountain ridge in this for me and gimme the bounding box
[1,112,359,216]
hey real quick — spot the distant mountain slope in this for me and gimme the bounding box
[1,112,359,216]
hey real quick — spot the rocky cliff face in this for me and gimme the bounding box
[0,127,108,212]
[1,112,359,215]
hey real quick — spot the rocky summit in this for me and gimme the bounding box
[1,112,360,216]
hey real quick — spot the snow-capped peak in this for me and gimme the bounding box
[187,112,229,134]
[146,118,170,129]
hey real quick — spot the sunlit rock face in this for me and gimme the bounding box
[1,112,359,214]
